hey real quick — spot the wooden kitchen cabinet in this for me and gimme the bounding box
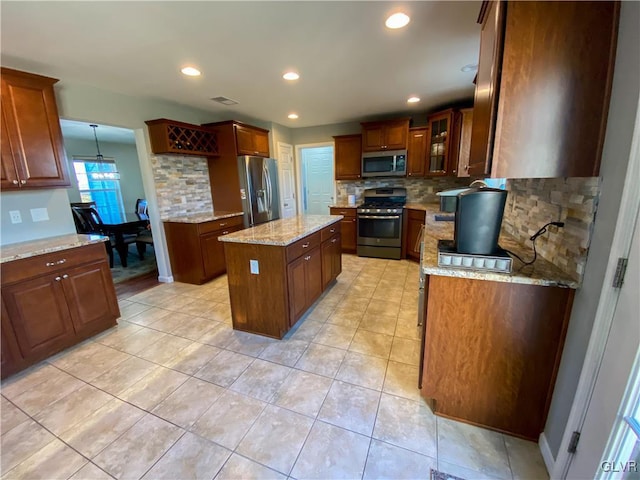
[454,108,474,177]
[287,246,322,326]
[329,207,357,253]
[404,209,425,261]
[321,222,342,289]
[234,124,270,157]
[145,119,219,156]
[361,119,410,152]
[407,127,428,177]
[1,242,120,379]
[1,68,70,190]
[163,215,244,284]
[204,120,271,212]
[333,134,362,180]
[224,219,342,338]
[421,275,574,439]
[468,1,619,178]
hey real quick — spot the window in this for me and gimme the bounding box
[73,157,124,223]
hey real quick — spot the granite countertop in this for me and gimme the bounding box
[219,215,343,246]
[420,204,579,288]
[1,234,108,264]
[163,211,243,223]
[404,203,440,211]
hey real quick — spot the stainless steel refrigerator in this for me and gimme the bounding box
[237,156,280,227]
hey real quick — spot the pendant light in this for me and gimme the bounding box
[88,124,120,180]
[90,124,104,161]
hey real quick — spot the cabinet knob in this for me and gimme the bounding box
[46,259,67,267]
[305,255,311,261]
[12,180,18,185]
[20,180,26,185]
[330,228,335,233]
[55,276,62,282]
[222,231,229,235]
[331,238,338,243]
[219,223,226,227]
[62,274,69,279]
[302,242,310,248]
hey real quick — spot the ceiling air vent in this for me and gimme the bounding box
[211,96,238,106]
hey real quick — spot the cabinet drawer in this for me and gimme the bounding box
[1,243,107,286]
[198,216,243,235]
[321,222,341,242]
[286,232,321,263]
[330,207,356,218]
[407,209,427,221]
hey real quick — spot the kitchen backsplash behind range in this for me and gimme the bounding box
[503,177,600,283]
[150,154,214,220]
[336,177,473,204]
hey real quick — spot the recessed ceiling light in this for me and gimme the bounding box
[407,96,421,104]
[385,12,410,29]
[288,113,299,119]
[461,64,478,73]
[181,66,201,76]
[283,71,300,81]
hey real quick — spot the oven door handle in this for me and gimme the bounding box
[358,215,401,220]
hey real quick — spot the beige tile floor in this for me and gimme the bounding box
[0,254,550,480]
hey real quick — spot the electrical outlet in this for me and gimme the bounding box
[250,259,259,275]
[9,210,22,224]
[30,208,49,222]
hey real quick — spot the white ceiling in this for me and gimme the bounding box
[1,1,481,129]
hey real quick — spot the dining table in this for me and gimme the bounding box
[102,212,149,268]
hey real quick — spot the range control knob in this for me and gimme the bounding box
[387,209,392,213]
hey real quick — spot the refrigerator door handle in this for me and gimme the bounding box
[263,164,272,216]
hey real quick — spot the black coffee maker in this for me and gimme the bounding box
[454,187,508,255]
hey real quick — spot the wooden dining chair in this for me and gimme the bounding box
[134,199,154,259]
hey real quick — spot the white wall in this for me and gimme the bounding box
[291,121,360,145]
[543,1,640,459]
[63,137,145,214]
[0,189,76,245]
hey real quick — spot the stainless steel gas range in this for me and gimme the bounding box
[356,187,407,260]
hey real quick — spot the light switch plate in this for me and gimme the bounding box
[9,210,22,224]
[30,207,49,222]
[250,259,259,275]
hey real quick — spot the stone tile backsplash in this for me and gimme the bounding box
[338,176,600,282]
[150,154,214,220]
[336,177,474,204]
[503,177,600,283]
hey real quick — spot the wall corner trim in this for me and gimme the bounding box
[539,432,556,476]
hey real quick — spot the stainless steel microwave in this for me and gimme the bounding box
[361,150,407,177]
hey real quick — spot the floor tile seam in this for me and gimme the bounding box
[227,357,296,404]
[225,395,270,458]
[0,434,62,478]
[501,432,517,480]
[0,402,105,479]
[227,450,289,478]
[287,417,320,478]
[136,429,189,480]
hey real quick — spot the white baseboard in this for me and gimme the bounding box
[539,432,556,477]
[158,275,173,283]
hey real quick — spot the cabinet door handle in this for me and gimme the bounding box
[12,180,18,185]
[46,259,67,267]
[331,238,338,243]
[222,230,229,235]
[330,228,335,233]
[339,211,347,215]
[304,255,311,261]
[302,242,310,248]
[20,180,26,185]
[54,276,62,282]
[62,274,69,279]
[219,222,226,227]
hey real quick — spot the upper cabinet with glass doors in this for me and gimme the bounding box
[426,109,457,177]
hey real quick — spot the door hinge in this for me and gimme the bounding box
[613,257,628,288]
[568,431,580,454]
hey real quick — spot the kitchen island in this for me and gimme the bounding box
[220,215,343,339]
[418,205,577,440]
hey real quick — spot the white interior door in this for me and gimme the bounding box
[277,142,296,218]
[301,146,334,215]
[567,211,640,479]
